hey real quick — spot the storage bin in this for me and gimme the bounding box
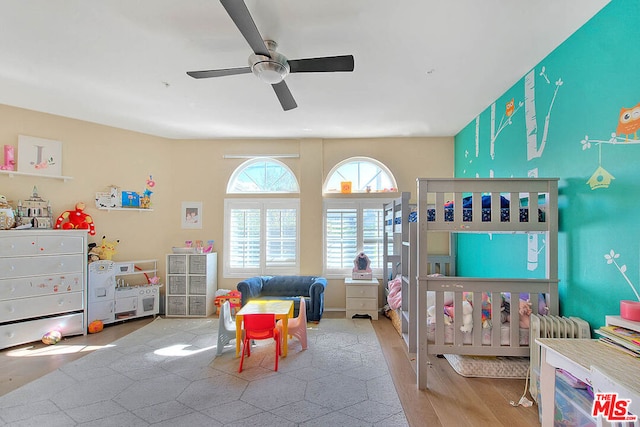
[167,296,186,316]
[188,276,207,295]
[188,296,207,316]
[554,370,596,427]
[168,276,186,294]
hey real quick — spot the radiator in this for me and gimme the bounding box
[529,314,590,402]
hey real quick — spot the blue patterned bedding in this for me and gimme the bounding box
[391,195,545,224]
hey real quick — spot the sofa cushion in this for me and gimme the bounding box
[261,276,320,297]
[236,275,327,322]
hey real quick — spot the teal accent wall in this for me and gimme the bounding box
[453,0,640,330]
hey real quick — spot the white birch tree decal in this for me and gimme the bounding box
[525,66,563,161]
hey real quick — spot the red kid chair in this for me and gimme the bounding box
[238,313,281,373]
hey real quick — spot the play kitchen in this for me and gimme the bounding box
[88,259,160,325]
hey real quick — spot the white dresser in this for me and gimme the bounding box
[345,278,379,320]
[0,230,88,350]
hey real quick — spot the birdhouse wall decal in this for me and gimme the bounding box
[587,165,615,190]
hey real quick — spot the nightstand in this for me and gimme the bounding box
[345,278,379,320]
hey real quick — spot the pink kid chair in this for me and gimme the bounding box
[238,313,281,373]
[278,297,308,350]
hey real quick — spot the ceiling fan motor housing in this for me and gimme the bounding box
[249,40,290,84]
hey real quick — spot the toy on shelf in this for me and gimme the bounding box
[99,235,119,260]
[140,174,155,208]
[203,240,214,253]
[54,201,96,235]
[0,195,15,230]
[0,145,15,171]
[16,186,53,229]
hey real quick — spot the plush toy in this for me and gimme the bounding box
[517,299,533,328]
[88,248,101,263]
[501,298,533,328]
[99,235,119,260]
[42,330,62,345]
[55,201,96,235]
[461,291,492,328]
[481,293,492,329]
[443,300,474,333]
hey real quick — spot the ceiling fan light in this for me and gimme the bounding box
[251,60,289,84]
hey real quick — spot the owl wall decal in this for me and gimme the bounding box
[616,102,640,141]
[506,99,515,117]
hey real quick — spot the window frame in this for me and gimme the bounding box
[223,198,300,278]
[323,198,391,279]
[227,157,299,194]
[323,156,397,194]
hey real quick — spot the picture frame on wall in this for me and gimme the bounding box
[181,201,202,229]
[17,135,63,177]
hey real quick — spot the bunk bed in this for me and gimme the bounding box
[414,178,559,390]
[383,192,455,355]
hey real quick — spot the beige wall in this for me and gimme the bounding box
[0,104,453,312]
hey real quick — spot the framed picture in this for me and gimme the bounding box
[17,135,63,176]
[181,201,202,229]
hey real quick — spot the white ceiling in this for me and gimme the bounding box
[0,0,610,140]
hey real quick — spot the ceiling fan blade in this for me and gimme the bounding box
[187,67,252,79]
[272,81,297,111]
[288,55,355,73]
[220,0,270,57]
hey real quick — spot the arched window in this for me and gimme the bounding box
[323,157,397,194]
[224,158,300,278]
[322,157,397,277]
[227,158,299,193]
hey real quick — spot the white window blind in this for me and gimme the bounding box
[326,208,358,269]
[224,199,299,277]
[324,200,388,278]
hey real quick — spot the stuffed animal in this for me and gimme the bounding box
[99,235,119,260]
[501,298,532,328]
[443,300,473,333]
[517,299,533,328]
[55,201,96,235]
[87,243,101,263]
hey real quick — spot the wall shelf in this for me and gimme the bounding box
[0,170,73,181]
[98,207,153,212]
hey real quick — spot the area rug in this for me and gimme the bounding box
[0,317,408,426]
[443,353,530,379]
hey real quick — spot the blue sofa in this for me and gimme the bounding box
[236,276,327,322]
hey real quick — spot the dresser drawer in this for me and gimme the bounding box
[0,254,84,279]
[0,292,84,323]
[0,235,84,257]
[0,272,84,300]
[346,285,377,299]
[0,312,84,349]
[346,297,378,311]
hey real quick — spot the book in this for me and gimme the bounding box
[595,328,640,355]
[598,337,640,358]
[598,325,640,346]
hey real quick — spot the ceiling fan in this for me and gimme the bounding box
[186,0,355,111]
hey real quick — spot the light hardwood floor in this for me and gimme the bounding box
[0,314,541,426]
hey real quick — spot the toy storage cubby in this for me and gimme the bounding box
[165,253,217,317]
